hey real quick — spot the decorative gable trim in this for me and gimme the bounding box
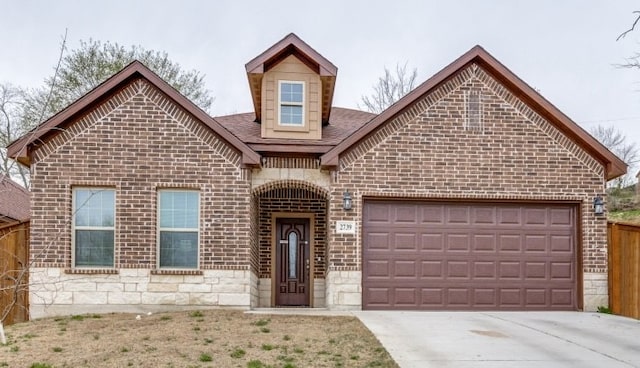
[337,63,605,181]
[245,33,337,125]
[321,45,625,180]
[8,61,260,167]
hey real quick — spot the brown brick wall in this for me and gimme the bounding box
[257,188,327,278]
[329,63,607,273]
[29,78,252,270]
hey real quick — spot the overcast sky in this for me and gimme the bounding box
[2,1,639,173]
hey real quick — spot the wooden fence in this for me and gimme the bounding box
[608,221,640,319]
[0,220,29,325]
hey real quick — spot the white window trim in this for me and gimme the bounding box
[278,80,305,126]
[71,187,116,268]
[157,189,200,269]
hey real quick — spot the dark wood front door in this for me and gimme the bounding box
[275,217,310,306]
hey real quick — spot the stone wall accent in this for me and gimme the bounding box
[313,278,326,308]
[326,271,361,310]
[252,168,331,191]
[258,277,272,307]
[583,272,608,311]
[29,268,252,318]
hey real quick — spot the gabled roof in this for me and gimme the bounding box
[245,33,338,124]
[0,175,30,221]
[7,61,261,167]
[320,45,627,180]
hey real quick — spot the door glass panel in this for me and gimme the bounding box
[288,232,297,278]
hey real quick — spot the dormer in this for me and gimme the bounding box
[245,33,337,140]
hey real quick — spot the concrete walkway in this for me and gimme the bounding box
[354,311,640,368]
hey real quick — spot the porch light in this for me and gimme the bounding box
[343,191,353,211]
[593,195,604,216]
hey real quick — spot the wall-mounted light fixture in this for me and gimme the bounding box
[593,195,604,216]
[343,191,353,211]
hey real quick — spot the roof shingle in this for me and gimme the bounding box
[215,107,375,153]
[0,176,30,221]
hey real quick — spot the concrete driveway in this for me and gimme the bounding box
[355,311,640,368]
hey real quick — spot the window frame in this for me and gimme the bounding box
[156,189,200,270]
[277,80,305,126]
[72,187,116,268]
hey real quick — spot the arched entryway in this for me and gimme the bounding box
[252,181,328,307]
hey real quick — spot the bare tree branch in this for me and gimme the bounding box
[617,11,640,41]
[591,124,639,189]
[360,62,418,113]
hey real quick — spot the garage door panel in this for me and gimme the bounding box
[394,205,419,224]
[365,260,390,278]
[498,261,522,279]
[394,260,417,278]
[366,287,391,307]
[524,262,547,279]
[550,208,573,226]
[421,288,444,306]
[499,234,522,252]
[474,288,497,306]
[395,288,418,306]
[524,235,548,252]
[421,206,445,224]
[498,208,522,225]
[500,289,522,306]
[550,235,573,252]
[551,289,574,306]
[525,289,547,305]
[366,232,390,250]
[550,262,573,280]
[421,233,444,251]
[447,288,471,306]
[473,234,497,252]
[394,232,417,250]
[447,261,471,279]
[447,234,470,251]
[472,206,497,225]
[421,261,443,278]
[447,207,471,224]
[473,261,496,279]
[363,201,577,310]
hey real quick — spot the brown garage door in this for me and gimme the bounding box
[363,201,577,310]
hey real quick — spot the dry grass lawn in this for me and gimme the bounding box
[1,309,398,368]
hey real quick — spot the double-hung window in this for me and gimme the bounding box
[158,190,199,269]
[278,81,304,126]
[73,188,115,267]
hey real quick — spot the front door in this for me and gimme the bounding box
[275,217,310,306]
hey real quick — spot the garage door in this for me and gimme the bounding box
[363,201,577,310]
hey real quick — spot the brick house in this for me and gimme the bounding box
[7,34,625,317]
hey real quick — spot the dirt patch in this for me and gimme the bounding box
[1,309,398,368]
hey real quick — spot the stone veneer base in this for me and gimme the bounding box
[29,268,252,319]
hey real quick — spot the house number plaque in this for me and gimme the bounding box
[336,221,356,234]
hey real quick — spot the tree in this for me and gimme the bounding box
[617,10,640,41]
[590,125,639,189]
[2,39,214,185]
[21,39,213,129]
[360,62,418,113]
[0,85,30,187]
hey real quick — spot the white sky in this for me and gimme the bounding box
[1,0,639,174]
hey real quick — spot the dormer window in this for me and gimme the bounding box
[279,81,304,126]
